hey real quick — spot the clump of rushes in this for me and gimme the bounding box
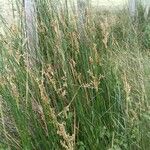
[0,0,150,149]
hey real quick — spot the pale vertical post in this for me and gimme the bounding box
[144,5,150,19]
[77,0,87,37]
[24,0,38,67]
[128,0,137,18]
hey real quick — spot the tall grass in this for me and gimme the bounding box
[0,0,150,149]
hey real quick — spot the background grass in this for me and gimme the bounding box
[0,0,150,149]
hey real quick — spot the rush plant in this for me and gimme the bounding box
[0,0,150,150]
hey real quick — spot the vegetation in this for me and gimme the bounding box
[0,0,150,149]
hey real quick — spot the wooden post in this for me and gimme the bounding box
[24,0,38,67]
[77,0,87,38]
[128,0,137,19]
[144,5,150,19]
